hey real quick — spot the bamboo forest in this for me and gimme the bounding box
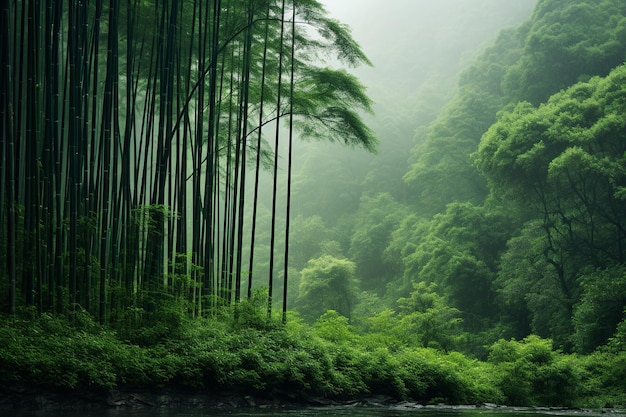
[1,0,626,411]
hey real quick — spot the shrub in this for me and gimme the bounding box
[396,348,484,404]
[576,351,626,408]
[488,336,579,406]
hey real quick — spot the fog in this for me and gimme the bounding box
[320,0,536,108]
[289,0,538,223]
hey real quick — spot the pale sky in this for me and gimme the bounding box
[318,1,537,99]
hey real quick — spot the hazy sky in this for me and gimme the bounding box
[318,1,537,68]
[318,1,537,104]
[320,1,536,42]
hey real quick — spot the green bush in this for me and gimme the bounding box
[576,351,626,408]
[355,347,407,399]
[488,336,579,406]
[1,310,624,408]
[395,348,486,404]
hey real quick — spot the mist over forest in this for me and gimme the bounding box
[2,0,626,409]
[283,0,539,321]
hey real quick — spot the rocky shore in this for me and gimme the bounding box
[1,383,625,416]
[0,383,381,411]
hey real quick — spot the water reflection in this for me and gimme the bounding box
[4,406,626,417]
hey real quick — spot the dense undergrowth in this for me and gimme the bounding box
[1,302,625,409]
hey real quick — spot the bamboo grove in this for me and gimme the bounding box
[0,0,376,324]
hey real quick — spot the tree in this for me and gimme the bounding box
[396,282,462,351]
[477,64,626,350]
[573,265,626,353]
[495,220,576,348]
[399,202,514,332]
[348,193,407,294]
[289,215,333,271]
[502,0,626,105]
[296,255,358,322]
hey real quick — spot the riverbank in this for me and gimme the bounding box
[0,384,278,410]
[1,311,625,411]
[2,384,626,417]
[0,384,380,411]
[1,383,624,415]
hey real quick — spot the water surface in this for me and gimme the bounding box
[4,405,626,417]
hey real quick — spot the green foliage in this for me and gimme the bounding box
[352,347,407,399]
[383,214,430,298]
[478,64,626,350]
[398,203,514,334]
[5,0,626,409]
[495,220,577,349]
[349,193,407,294]
[394,348,501,404]
[403,24,528,217]
[390,0,626,360]
[3,308,626,407]
[575,351,626,407]
[477,65,626,214]
[232,288,279,331]
[114,291,189,346]
[290,215,333,270]
[488,336,580,406]
[573,265,626,353]
[396,283,463,351]
[312,310,356,344]
[0,312,166,389]
[353,284,464,354]
[296,255,359,321]
[292,67,377,151]
[502,0,626,105]
[607,318,626,352]
[350,290,387,332]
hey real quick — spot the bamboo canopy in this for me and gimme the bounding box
[0,0,375,324]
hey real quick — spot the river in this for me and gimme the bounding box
[3,405,625,417]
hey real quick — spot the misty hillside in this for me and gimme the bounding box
[289,0,626,355]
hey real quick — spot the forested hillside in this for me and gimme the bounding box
[2,0,626,409]
[290,0,626,356]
